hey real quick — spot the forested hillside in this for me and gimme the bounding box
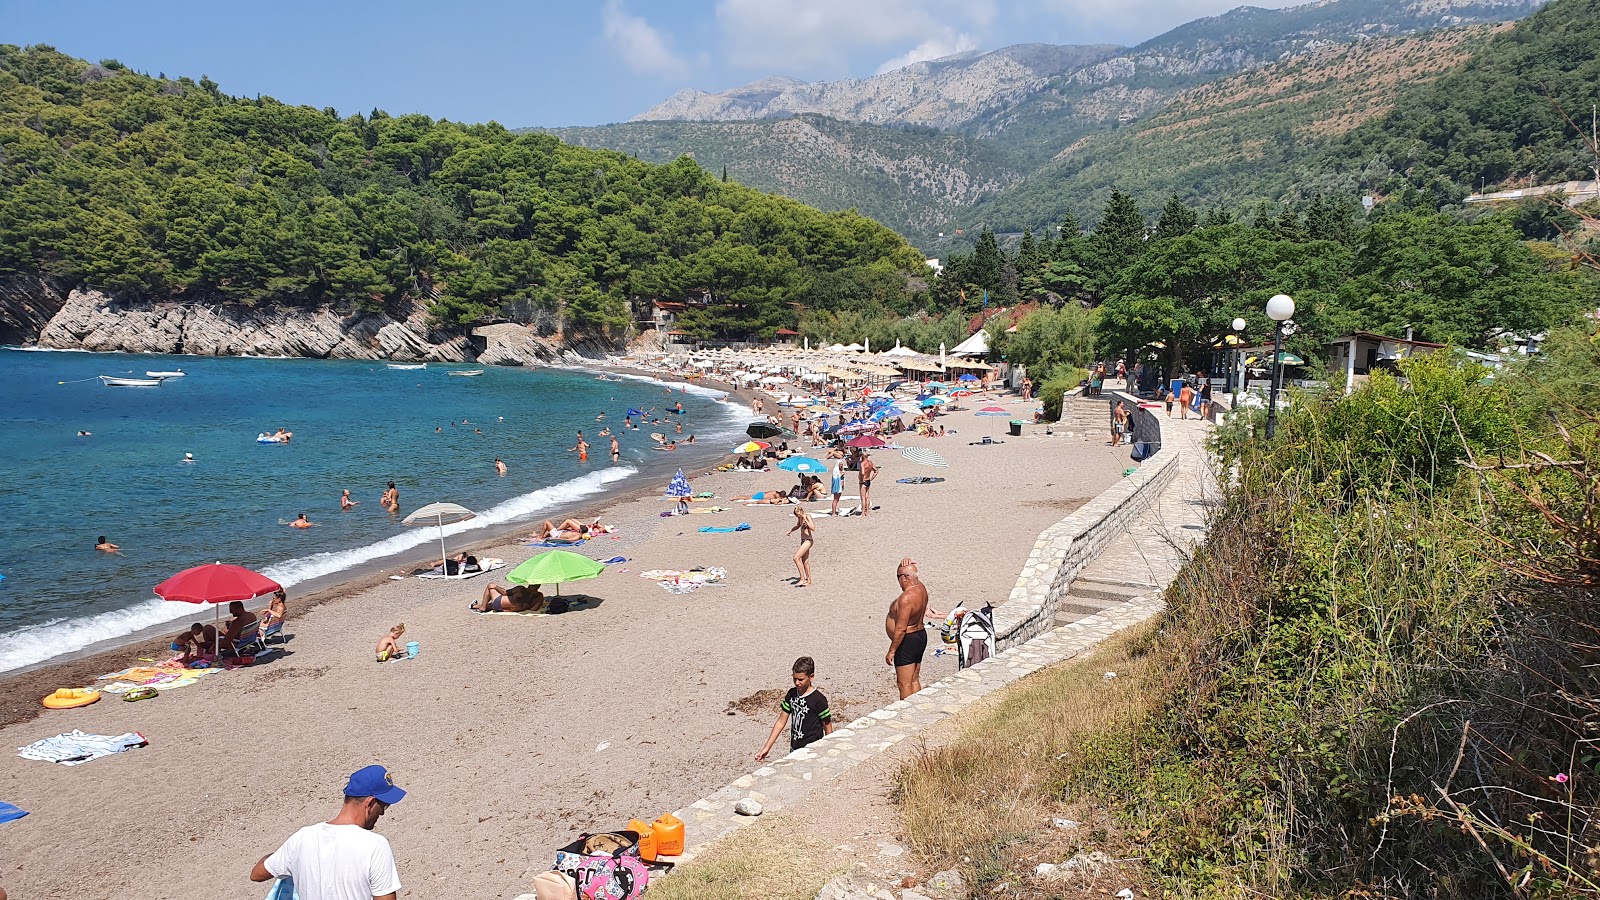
[0,46,923,337]
[547,115,1023,243]
[962,26,1498,234]
[968,0,1600,235]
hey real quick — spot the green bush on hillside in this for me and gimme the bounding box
[1069,352,1600,896]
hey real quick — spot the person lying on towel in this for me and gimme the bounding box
[475,583,544,613]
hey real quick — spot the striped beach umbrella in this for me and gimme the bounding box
[900,447,948,468]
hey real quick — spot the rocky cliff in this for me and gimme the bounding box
[0,279,612,365]
[634,43,1118,129]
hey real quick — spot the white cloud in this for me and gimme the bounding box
[875,29,979,74]
[715,0,996,76]
[601,0,691,78]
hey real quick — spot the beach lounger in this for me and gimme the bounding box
[230,617,285,656]
[416,558,505,580]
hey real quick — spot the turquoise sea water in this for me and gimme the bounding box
[0,350,739,673]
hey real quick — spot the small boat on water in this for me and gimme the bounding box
[447,369,484,377]
[146,370,185,378]
[387,363,426,370]
[99,375,163,387]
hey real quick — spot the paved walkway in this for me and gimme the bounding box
[511,405,1220,897]
[1056,402,1217,625]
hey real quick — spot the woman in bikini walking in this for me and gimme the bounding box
[788,505,815,587]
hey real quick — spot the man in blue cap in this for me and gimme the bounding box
[250,765,405,900]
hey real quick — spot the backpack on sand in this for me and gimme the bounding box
[553,831,649,900]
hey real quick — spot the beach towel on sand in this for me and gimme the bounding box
[527,538,588,548]
[18,730,147,766]
[697,523,750,533]
[0,801,28,823]
[416,558,504,579]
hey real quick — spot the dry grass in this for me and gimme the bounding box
[896,620,1163,897]
[646,816,840,900]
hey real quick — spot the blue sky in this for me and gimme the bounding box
[2,0,1296,127]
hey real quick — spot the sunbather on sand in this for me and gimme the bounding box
[531,519,590,542]
[475,583,544,613]
[733,489,791,504]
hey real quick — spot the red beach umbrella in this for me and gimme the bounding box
[155,563,281,604]
[846,435,889,449]
[155,563,281,655]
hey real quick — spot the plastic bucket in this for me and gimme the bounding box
[406,641,419,659]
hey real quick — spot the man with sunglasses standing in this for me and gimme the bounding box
[251,765,405,900]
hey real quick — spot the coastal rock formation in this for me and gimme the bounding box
[1,278,614,365]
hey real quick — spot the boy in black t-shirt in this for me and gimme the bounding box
[756,656,833,762]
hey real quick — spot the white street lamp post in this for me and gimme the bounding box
[1265,294,1295,438]
[1230,317,1247,409]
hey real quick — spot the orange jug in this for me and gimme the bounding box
[652,813,685,856]
[627,818,658,862]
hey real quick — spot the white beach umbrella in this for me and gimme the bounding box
[403,502,477,571]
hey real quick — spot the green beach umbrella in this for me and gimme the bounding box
[506,550,605,598]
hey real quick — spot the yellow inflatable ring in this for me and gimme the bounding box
[42,688,101,709]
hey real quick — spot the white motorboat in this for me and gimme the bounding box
[99,375,163,387]
[387,363,427,370]
[447,369,484,377]
[146,370,185,378]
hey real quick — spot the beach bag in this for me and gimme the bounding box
[547,596,571,615]
[553,831,649,900]
[957,604,997,670]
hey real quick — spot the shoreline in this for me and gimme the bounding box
[0,380,1130,900]
[0,358,761,728]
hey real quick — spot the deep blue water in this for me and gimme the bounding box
[0,350,739,672]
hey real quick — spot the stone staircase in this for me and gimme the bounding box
[1053,576,1151,626]
[1053,391,1110,442]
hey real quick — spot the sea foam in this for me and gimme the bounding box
[0,466,637,675]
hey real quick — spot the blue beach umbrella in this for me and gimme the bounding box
[778,456,828,474]
[958,374,979,382]
[666,470,692,498]
[920,397,948,408]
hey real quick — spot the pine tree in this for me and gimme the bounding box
[1153,195,1198,241]
[970,228,1004,294]
[1201,207,1234,228]
[1089,190,1147,272]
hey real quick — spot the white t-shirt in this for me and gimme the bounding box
[265,822,402,900]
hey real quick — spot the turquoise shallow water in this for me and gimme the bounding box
[0,350,738,673]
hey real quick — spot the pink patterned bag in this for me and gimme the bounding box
[552,831,649,900]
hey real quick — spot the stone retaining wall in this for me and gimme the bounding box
[992,448,1180,650]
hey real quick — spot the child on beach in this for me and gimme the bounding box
[376,624,406,662]
[755,657,833,762]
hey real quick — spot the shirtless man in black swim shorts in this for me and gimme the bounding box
[885,558,930,699]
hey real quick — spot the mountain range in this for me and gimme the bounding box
[545,0,1551,245]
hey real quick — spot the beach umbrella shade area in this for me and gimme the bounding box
[746,422,786,440]
[846,435,889,449]
[900,447,949,468]
[778,456,828,473]
[506,550,605,598]
[155,562,282,651]
[403,502,478,572]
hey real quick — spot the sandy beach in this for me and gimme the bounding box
[0,391,1128,899]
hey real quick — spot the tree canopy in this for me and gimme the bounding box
[0,45,924,337]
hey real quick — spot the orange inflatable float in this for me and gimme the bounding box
[42,688,101,709]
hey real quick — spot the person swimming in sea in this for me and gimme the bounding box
[495,458,507,475]
[95,535,121,553]
[77,430,91,437]
[289,513,317,529]
[340,490,358,510]
[182,452,194,463]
